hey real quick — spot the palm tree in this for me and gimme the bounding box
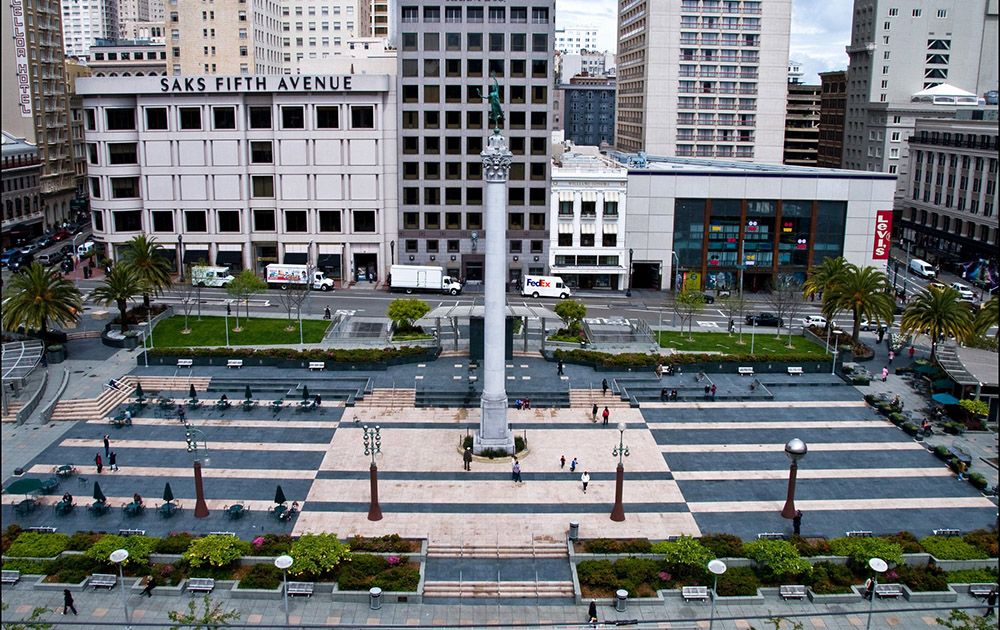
[802,256,849,322]
[90,265,143,333]
[827,264,895,340]
[974,294,998,341]
[900,286,975,360]
[1,263,82,339]
[118,235,173,313]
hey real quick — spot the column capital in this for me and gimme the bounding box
[481,132,513,183]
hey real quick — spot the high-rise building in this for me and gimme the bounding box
[60,0,120,59]
[395,1,555,285]
[368,0,389,38]
[554,26,598,54]
[783,82,820,166]
[119,0,163,42]
[281,0,367,73]
[842,0,998,174]
[166,0,283,75]
[2,0,78,229]
[817,70,847,168]
[615,0,791,162]
[64,59,91,199]
[563,77,616,147]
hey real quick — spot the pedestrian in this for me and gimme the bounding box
[226,303,231,316]
[103,434,110,457]
[570,457,578,473]
[985,586,997,618]
[881,366,889,382]
[95,452,103,474]
[588,599,598,625]
[704,384,711,399]
[956,461,967,481]
[178,405,186,423]
[863,577,875,601]
[710,383,717,399]
[557,359,564,376]
[602,407,610,426]
[601,378,609,396]
[560,455,566,469]
[908,345,915,360]
[63,589,78,615]
[324,305,331,319]
[141,575,157,597]
[512,459,523,484]
[463,447,472,471]
[109,451,118,472]
[581,471,590,493]
[591,403,598,423]
[793,510,802,536]
[315,394,322,407]
[124,409,132,423]
[888,350,895,363]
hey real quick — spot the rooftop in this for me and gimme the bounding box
[608,152,897,178]
[1,132,38,158]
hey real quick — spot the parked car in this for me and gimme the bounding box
[38,251,65,266]
[949,282,975,301]
[0,248,20,267]
[34,235,53,248]
[51,229,71,241]
[746,312,784,327]
[19,242,41,255]
[859,318,889,332]
[802,315,827,327]
[9,252,34,271]
[701,293,716,304]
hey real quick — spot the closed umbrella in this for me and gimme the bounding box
[3,478,44,495]
[245,385,253,401]
[301,386,310,401]
[274,485,287,505]
[93,482,106,503]
[135,383,145,399]
[162,482,174,503]
[189,384,197,400]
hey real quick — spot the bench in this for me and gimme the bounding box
[969,584,997,598]
[846,530,873,538]
[208,531,237,537]
[787,366,803,375]
[932,528,961,537]
[779,585,807,600]
[875,584,902,599]
[286,581,315,597]
[1,570,20,585]
[738,367,755,376]
[308,361,325,371]
[27,526,57,534]
[90,574,117,590]
[227,359,243,369]
[187,578,215,593]
[177,359,193,368]
[119,528,146,537]
[757,532,787,540]
[682,586,709,602]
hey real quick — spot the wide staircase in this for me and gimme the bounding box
[568,388,633,409]
[353,387,416,408]
[49,375,211,421]
[422,541,574,600]
[415,387,571,408]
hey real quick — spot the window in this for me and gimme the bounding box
[251,175,274,197]
[912,8,921,17]
[424,212,440,229]
[489,33,504,51]
[218,210,240,232]
[106,108,136,130]
[404,239,418,253]
[110,177,140,198]
[353,210,376,232]
[249,141,273,164]
[179,107,202,130]
[285,210,307,232]
[151,211,174,232]
[184,210,207,232]
[602,233,617,247]
[107,143,138,165]
[113,210,142,232]
[581,232,595,247]
[467,32,482,51]
[508,213,524,230]
[426,240,439,253]
[532,33,547,52]
[248,106,272,129]
[318,210,341,232]
[89,177,101,198]
[213,106,236,129]
[558,233,572,247]
[423,32,439,51]
[447,239,460,252]
[887,7,898,16]
[253,209,275,231]
[937,9,947,18]
[145,107,168,130]
[530,240,543,253]
[351,105,374,129]
[281,106,304,129]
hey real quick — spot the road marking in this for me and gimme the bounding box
[696,321,719,328]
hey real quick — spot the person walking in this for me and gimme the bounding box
[588,600,598,625]
[956,461,967,481]
[985,586,997,618]
[178,405,186,423]
[602,407,610,426]
[793,510,802,536]
[560,455,566,469]
[710,383,717,400]
[512,459,523,484]
[908,345,916,360]
[601,379,609,396]
[591,403,598,423]
[463,447,472,471]
[881,366,889,382]
[581,471,590,493]
[63,589,78,615]
[557,359,564,376]
[95,452,103,474]
[704,384,711,399]
[141,575,157,597]
[863,577,875,601]
[103,434,110,458]
[109,451,118,472]
[888,350,895,364]
[570,457,578,473]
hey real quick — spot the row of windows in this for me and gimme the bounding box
[904,209,995,240]
[401,6,550,24]
[93,208,374,234]
[87,104,374,133]
[401,186,549,207]
[404,239,547,254]
[91,50,166,61]
[89,173,313,200]
[2,174,39,193]
[401,31,548,53]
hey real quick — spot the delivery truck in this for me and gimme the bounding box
[389,264,463,295]
[265,264,336,290]
[522,275,571,299]
[191,265,235,287]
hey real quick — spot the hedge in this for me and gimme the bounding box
[553,348,826,369]
[148,345,430,363]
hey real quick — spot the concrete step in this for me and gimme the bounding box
[355,388,416,408]
[426,543,567,558]
[568,389,632,408]
[422,581,574,598]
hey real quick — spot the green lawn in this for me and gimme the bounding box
[656,331,829,359]
[152,315,329,347]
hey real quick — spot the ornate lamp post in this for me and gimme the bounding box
[275,555,293,626]
[184,421,210,518]
[177,234,184,282]
[610,421,629,521]
[110,549,131,630]
[625,248,634,297]
[363,425,382,521]
[865,557,888,630]
[707,559,727,630]
[831,330,843,375]
[780,438,807,519]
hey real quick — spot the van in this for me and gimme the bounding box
[191,265,235,287]
[909,259,935,279]
[522,275,571,299]
[77,241,95,257]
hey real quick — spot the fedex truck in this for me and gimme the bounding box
[522,275,571,299]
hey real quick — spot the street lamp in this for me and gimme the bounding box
[275,554,293,627]
[707,559,727,630]
[177,234,184,282]
[362,425,383,521]
[109,548,131,630]
[184,421,210,518]
[610,421,629,522]
[780,438,807,519]
[865,557,888,630]
[831,329,843,375]
[625,248,634,297]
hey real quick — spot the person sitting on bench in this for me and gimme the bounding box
[133,493,143,507]
[62,492,73,504]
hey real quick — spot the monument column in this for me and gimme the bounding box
[475,129,514,454]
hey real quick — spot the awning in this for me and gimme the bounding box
[931,393,960,406]
[582,191,598,202]
[216,251,242,266]
[558,223,574,234]
[604,191,619,202]
[603,223,618,234]
[558,191,574,202]
[283,252,308,264]
[580,223,596,234]
[316,254,340,269]
[183,249,210,264]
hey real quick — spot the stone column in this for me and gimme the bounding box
[475,132,514,454]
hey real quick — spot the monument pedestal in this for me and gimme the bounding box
[475,397,513,453]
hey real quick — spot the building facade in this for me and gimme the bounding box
[77,74,397,283]
[783,82,820,166]
[549,147,628,290]
[562,79,616,147]
[64,59,92,199]
[60,0,119,59]
[842,0,998,173]
[88,39,167,76]
[167,0,283,75]
[554,26,598,54]
[368,0,389,38]
[118,0,163,42]
[817,70,846,167]
[895,114,998,268]
[1,132,43,247]
[615,0,791,162]
[395,0,555,285]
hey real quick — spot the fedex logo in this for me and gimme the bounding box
[526,278,551,288]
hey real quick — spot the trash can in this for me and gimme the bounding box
[369,586,382,610]
[569,521,580,541]
[615,589,628,612]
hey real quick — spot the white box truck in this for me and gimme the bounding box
[265,264,335,291]
[389,264,462,295]
[191,266,235,287]
[522,275,571,299]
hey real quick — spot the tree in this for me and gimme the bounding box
[935,609,997,630]
[168,595,240,630]
[89,264,143,333]
[553,299,587,334]
[178,284,198,334]
[1,262,82,340]
[803,256,849,322]
[974,294,998,340]
[767,274,802,343]
[826,264,894,340]
[673,287,706,340]
[276,283,311,332]
[1,601,53,630]
[721,294,747,341]
[386,298,430,332]
[226,270,267,330]
[900,286,975,360]
[118,235,173,313]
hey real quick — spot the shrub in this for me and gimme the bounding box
[742,539,812,580]
[919,536,989,560]
[945,568,999,584]
[42,554,100,584]
[715,566,760,596]
[968,473,989,491]
[806,562,855,594]
[897,563,948,592]
[235,564,282,590]
[371,564,420,592]
[932,445,951,460]
[901,422,919,436]
[66,532,105,551]
[582,538,652,554]
[958,399,988,417]
[150,562,186,586]
[150,345,430,363]
[461,435,474,450]
[963,530,999,558]
[478,447,508,459]
[0,558,48,575]
[651,536,714,580]
[791,536,832,557]
[882,532,923,554]
[829,537,903,566]
[514,435,526,452]
[1,524,22,554]
[84,535,159,569]
[699,534,744,559]
[184,535,251,568]
[576,560,617,590]
[348,534,413,553]
[155,532,197,554]
[942,422,965,435]
[250,534,294,556]
[4,532,70,558]
[887,412,905,425]
[337,554,389,590]
[288,533,350,580]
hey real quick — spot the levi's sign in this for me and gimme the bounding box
[872,210,892,260]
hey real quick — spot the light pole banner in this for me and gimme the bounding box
[9,0,32,117]
[872,210,892,260]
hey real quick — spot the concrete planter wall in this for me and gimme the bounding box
[902,584,958,603]
[32,575,88,592]
[139,349,438,370]
[330,582,422,604]
[930,559,998,571]
[230,581,283,600]
[807,588,859,603]
[129,577,186,597]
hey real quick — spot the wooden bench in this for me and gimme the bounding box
[1,570,20,585]
[119,528,146,537]
[187,578,215,593]
[787,366,804,375]
[779,585,807,600]
[27,526,57,533]
[308,361,325,371]
[226,359,243,369]
[89,574,117,590]
[969,583,997,598]
[757,532,786,540]
[208,531,237,537]
[932,528,961,537]
[846,530,873,538]
[176,359,193,368]
[738,367,754,376]
[682,586,709,602]
[286,581,315,597]
[875,584,902,599]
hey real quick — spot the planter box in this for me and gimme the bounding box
[901,553,933,566]
[329,582,421,604]
[148,553,184,564]
[230,580,283,600]
[932,559,999,571]
[902,584,958,603]
[807,588,859,603]
[46,348,66,364]
[33,575,89,592]
[129,577,186,597]
[714,589,766,605]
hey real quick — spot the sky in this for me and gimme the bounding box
[556,0,853,84]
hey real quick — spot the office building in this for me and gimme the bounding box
[396,1,555,285]
[615,0,791,162]
[842,0,998,174]
[64,59,92,199]
[77,73,397,282]
[895,114,998,267]
[60,0,119,59]
[1,132,43,246]
[167,0,283,75]
[119,0,164,41]
[557,49,615,82]
[87,39,167,76]
[368,0,389,38]
[787,59,803,83]
[562,77,616,147]
[817,70,847,168]
[783,82,820,166]
[554,26,598,54]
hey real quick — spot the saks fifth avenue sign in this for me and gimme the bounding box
[160,75,352,93]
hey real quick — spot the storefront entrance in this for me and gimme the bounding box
[353,253,378,283]
[631,262,662,290]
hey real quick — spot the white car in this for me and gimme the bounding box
[949,282,975,301]
[802,315,827,327]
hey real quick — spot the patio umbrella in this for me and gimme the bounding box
[93,482,106,503]
[931,393,960,406]
[301,386,310,401]
[135,383,145,399]
[931,378,954,391]
[162,482,174,503]
[274,485,287,505]
[245,385,253,401]
[3,478,44,495]
[189,384,197,400]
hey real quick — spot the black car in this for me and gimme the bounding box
[746,312,784,327]
[701,293,716,304]
[9,252,34,271]
[34,235,53,248]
